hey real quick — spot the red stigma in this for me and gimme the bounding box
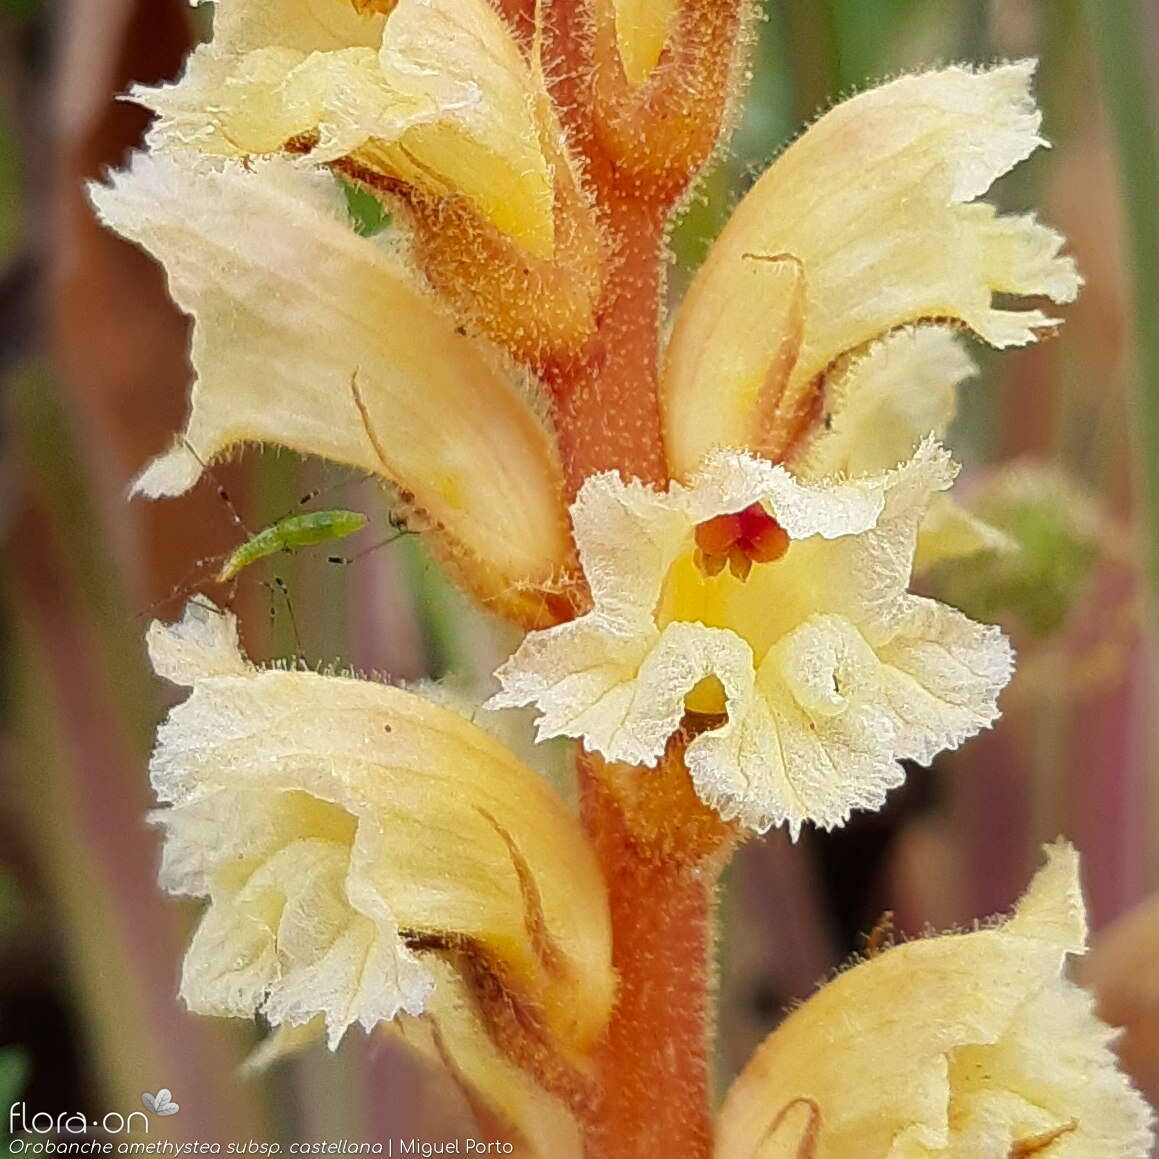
[694,502,790,580]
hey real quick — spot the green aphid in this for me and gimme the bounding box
[216,509,370,582]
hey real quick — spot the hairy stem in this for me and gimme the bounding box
[527,5,752,1151]
[577,751,718,1159]
[542,195,670,491]
[544,144,716,1159]
[537,0,751,492]
[541,164,714,1154]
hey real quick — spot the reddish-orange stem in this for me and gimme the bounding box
[537,0,749,491]
[542,196,670,491]
[542,183,719,1151]
[577,750,719,1159]
[525,6,753,1153]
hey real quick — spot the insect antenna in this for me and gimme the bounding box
[142,551,237,619]
[349,370,392,477]
[333,372,422,568]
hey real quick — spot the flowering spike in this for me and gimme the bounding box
[91,1,1114,1150]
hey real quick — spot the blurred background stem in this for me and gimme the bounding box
[1085,0,1159,615]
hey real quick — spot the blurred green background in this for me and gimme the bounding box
[0,0,1156,1148]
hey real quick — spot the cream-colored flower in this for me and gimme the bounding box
[136,0,564,256]
[490,439,1012,836]
[716,843,1155,1159]
[662,61,1082,476]
[90,152,576,628]
[149,599,614,1057]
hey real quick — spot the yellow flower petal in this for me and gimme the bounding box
[137,0,558,256]
[491,441,1013,835]
[366,0,558,256]
[142,45,438,160]
[663,61,1082,476]
[149,600,614,1057]
[199,0,389,54]
[608,0,678,85]
[717,843,1155,1159]
[663,251,807,479]
[90,153,574,627]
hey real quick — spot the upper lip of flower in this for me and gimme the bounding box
[660,59,1082,481]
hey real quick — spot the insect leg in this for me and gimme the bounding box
[220,574,241,614]
[178,436,254,536]
[325,528,412,567]
[290,468,378,513]
[262,575,304,660]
